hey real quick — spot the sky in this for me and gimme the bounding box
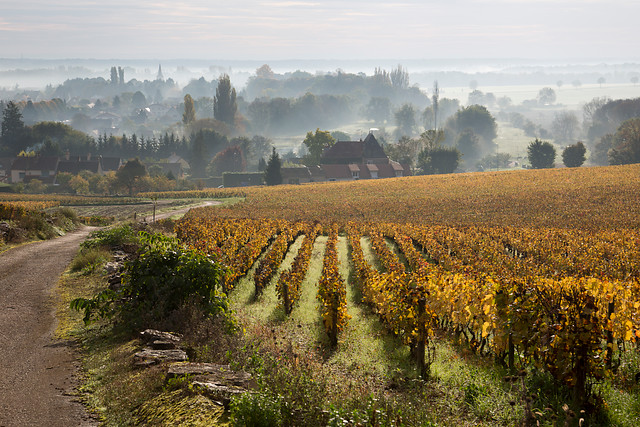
[1,0,640,61]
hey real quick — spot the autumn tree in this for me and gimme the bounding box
[116,158,147,196]
[302,128,335,166]
[608,118,640,165]
[207,145,245,176]
[213,74,237,127]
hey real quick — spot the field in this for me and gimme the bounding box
[153,164,640,424]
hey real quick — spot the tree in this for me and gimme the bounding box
[302,128,335,166]
[331,131,351,141]
[264,147,282,185]
[213,74,237,127]
[390,64,409,89]
[132,91,147,110]
[1,101,28,154]
[384,136,420,167]
[364,97,391,124]
[416,146,460,175]
[527,139,556,169]
[431,81,440,130]
[116,158,147,196]
[632,76,639,86]
[537,87,556,105]
[562,142,587,167]
[597,77,606,87]
[445,105,497,150]
[455,129,481,165]
[182,94,196,126]
[207,146,245,176]
[110,67,118,85]
[394,103,417,137]
[69,175,90,195]
[608,118,640,165]
[551,111,580,143]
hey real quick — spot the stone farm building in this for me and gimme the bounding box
[320,133,410,181]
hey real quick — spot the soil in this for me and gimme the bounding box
[0,201,219,426]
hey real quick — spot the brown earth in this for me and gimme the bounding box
[0,201,219,426]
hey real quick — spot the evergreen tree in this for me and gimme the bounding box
[527,139,556,169]
[562,141,587,167]
[213,74,237,127]
[1,101,28,154]
[264,147,282,185]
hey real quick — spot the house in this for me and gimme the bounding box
[320,133,410,181]
[10,156,59,184]
[57,153,103,176]
[281,167,312,185]
[101,157,123,173]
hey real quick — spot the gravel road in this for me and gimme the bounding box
[0,227,97,427]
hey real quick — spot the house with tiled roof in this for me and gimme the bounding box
[57,154,103,176]
[10,156,59,184]
[319,133,410,181]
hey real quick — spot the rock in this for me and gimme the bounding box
[166,363,256,406]
[191,381,246,406]
[134,349,188,366]
[140,329,183,345]
[151,340,177,350]
[104,262,121,274]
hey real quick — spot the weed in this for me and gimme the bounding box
[70,247,111,274]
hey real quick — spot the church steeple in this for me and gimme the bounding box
[156,64,164,81]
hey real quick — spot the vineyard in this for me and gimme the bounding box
[170,164,640,422]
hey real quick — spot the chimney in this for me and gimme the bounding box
[87,153,91,161]
[65,150,70,161]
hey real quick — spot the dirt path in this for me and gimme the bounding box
[0,227,97,427]
[0,200,220,426]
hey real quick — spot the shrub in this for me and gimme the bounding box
[81,224,138,250]
[71,231,229,330]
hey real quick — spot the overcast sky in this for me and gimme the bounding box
[2,0,639,61]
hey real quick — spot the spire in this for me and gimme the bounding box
[156,64,164,81]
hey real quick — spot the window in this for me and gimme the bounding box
[352,171,359,179]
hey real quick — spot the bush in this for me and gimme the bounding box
[71,231,229,330]
[81,224,138,250]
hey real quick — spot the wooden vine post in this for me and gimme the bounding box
[417,296,427,379]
